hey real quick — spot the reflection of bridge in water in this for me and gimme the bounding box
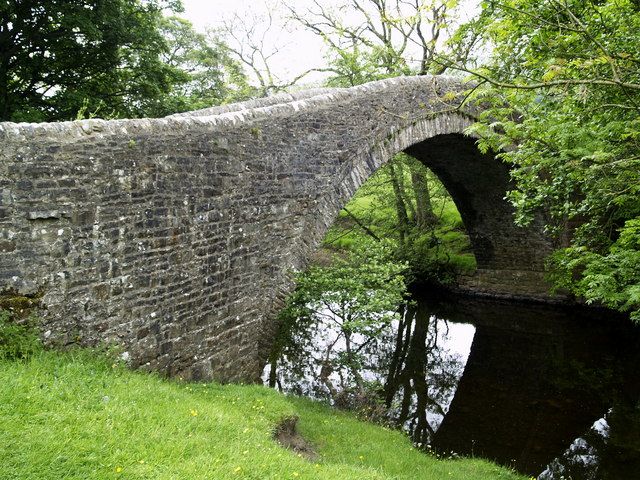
[389,293,640,478]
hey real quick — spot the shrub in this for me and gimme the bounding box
[0,310,42,360]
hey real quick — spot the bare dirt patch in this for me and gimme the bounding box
[273,416,319,461]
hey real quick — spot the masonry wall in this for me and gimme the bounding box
[0,76,553,382]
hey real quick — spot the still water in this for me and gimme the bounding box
[265,290,640,479]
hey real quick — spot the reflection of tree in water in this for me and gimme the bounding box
[267,299,469,447]
[268,305,396,403]
[383,302,467,447]
[268,290,640,479]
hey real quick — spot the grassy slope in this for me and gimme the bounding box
[0,351,526,480]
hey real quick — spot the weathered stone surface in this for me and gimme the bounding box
[0,75,553,382]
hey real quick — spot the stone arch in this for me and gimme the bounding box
[306,112,552,296]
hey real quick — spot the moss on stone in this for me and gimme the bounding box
[0,292,42,319]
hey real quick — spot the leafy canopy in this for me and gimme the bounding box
[152,16,255,116]
[447,0,640,319]
[0,0,183,121]
[0,1,250,121]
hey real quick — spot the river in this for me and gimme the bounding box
[264,289,640,479]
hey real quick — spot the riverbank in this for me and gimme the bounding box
[0,349,526,479]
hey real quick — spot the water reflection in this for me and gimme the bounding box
[265,290,640,479]
[382,303,474,447]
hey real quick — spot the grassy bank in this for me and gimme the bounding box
[0,350,526,480]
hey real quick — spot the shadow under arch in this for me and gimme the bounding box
[405,133,543,271]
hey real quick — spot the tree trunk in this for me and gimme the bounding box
[388,161,411,246]
[397,160,417,222]
[411,169,437,229]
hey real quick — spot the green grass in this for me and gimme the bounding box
[0,350,527,480]
[326,177,476,272]
[325,188,477,280]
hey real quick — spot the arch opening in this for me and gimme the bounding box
[321,143,478,284]
[297,124,555,313]
[319,129,552,285]
[404,133,530,273]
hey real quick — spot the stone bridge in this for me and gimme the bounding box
[0,76,552,382]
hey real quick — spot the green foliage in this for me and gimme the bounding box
[273,240,409,375]
[450,0,640,319]
[548,219,640,320]
[153,16,255,115]
[324,42,411,88]
[402,230,477,285]
[324,155,475,283]
[0,350,527,479]
[0,0,184,121]
[0,310,42,361]
[291,240,408,331]
[0,2,252,122]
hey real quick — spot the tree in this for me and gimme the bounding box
[441,0,640,319]
[269,240,409,398]
[218,8,317,97]
[0,0,192,122]
[152,16,254,115]
[287,0,463,79]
